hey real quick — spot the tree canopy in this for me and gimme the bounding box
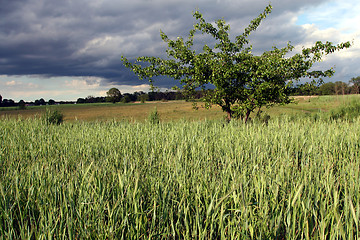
[350,76,360,94]
[106,88,122,103]
[122,4,351,122]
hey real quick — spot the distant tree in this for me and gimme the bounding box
[2,99,15,107]
[106,88,122,103]
[18,100,26,110]
[175,91,184,100]
[147,91,160,101]
[48,99,56,105]
[35,98,46,106]
[294,81,320,96]
[139,94,149,103]
[0,95,2,105]
[121,93,132,103]
[334,81,349,95]
[319,82,336,95]
[350,76,360,94]
[85,95,96,103]
[134,91,143,100]
[122,5,351,122]
[77,98,85,104]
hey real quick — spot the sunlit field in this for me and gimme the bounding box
[0,100,224,122]
[1,95,359,122]
[1,95,360,238]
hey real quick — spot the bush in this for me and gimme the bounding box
[44,109,64,125]
[148,107,160,124]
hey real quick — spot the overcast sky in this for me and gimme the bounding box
[0,0,359,101]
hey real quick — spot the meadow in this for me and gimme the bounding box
[1,95,360,239]
[0,95,353,122]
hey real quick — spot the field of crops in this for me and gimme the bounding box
[1,106,360,238]
[0,95,354,122]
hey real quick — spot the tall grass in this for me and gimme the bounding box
[0,116,359,239]
[328,98,360,121]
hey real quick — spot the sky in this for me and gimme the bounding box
[0,0,359,101]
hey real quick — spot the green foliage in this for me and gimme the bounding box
[121,94,132,103]
[254,111,271,125]
[106,87,122,103]
[319,82,336,95]
[18,100,26,110]
[148,107,160,124]
[139,94,149,103]
[122,4,351,123]
[350,76,360,94]
[44,109,64,125]
[334,81,349,95]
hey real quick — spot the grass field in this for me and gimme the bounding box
[1,95,360,238]
[0,95,357,122]
[0,101,224,122]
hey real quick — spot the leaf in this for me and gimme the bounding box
[348,196,358,228]
[291,184,303,207]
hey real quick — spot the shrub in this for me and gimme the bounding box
[148,107,160,124]
[44,109,64,125]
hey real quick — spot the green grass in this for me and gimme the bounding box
[1,113,360,238]
[2,95,360,122]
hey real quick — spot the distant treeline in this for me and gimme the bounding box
[1,77,360,108]
[0,91,189,107]
[0,96,75,108]
[291,77,360,96]
[76,90,189,104]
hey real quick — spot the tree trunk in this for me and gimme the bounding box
[244,110,251,123]
[256,107,262,118]
[223,99,232,122]
[226,110,232,122]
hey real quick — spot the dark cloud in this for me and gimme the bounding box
[0,0,355,89]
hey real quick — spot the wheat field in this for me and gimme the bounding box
[1,113,359,239]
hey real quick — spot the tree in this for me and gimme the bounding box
[2,99,15,107]
[48,99,56,105]
[85,95,96,103]
[135,92,149,103]
[292,80,321,96]
[350,76,360,94]
[35,98,46,106]
[121,93,132,103]
[319,82,336,95]
[122,5,351,122]
[77,98,86,104]
[18,100,26,110]
[0,95,2,105]
[106,88,122,103]
[334,81,348,95]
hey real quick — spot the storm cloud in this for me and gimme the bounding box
[0,0,358,90]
